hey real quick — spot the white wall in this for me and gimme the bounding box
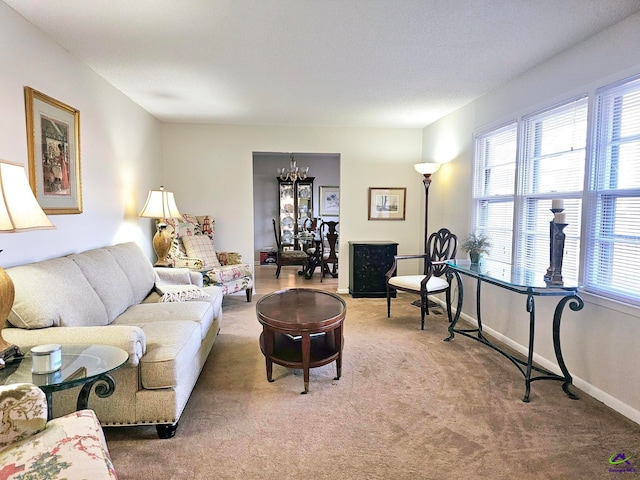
[423,13,640,422]
[161,124,424,293]
[0,3,161,266]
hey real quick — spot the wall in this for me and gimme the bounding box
[252,152,340,263]
[423,13,640,422]
[161,124,424,293]
[0,3,161,267]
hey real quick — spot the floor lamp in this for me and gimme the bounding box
[139,186,182,266]
[413,162,441,308]
[0,160,55,367]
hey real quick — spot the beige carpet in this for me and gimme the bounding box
[105,292,640,479]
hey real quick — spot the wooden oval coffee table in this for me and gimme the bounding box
[256,288,346,394]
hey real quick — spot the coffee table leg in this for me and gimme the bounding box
[301,333,311,394]
[263,327,274,382]
[334,324,343,380]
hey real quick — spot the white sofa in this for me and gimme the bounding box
[0,383,117,479]
[3,242,223,438]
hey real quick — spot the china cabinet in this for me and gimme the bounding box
[277,177,314,249]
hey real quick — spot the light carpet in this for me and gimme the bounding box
[104,292,640,479]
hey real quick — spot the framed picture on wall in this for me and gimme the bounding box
[24,86,82,214]
[368,187,406,221]
[320,186,340,216]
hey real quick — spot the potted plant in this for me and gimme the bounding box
[461,232,492,264]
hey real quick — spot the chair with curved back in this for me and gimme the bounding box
[385,228,458,329]
[272,218,309,278]
[320,220,339,282]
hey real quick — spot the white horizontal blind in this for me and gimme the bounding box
[517,97,588,282]
[586,75,640,304]
[473,123,517,265]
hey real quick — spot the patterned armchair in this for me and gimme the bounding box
[163,214,253,301]
[0,383,117,479]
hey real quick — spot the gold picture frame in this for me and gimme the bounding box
[24,87,82,214]
[368,187,406,221]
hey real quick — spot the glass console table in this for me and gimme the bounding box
[444,259,584,402]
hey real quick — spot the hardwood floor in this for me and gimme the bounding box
[253,263,339,295]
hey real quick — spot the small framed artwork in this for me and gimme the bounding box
[320,186,340,216]
[24,87,82,214]
[368,187,406,221]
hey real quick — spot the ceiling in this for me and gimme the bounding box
[5,0,640,128]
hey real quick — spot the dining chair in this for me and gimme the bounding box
[320,220,339,282]
[385,228,458,329]
[272,218,309,278]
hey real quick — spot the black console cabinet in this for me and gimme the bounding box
[349,241,398,298]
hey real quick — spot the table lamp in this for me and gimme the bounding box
[0,160,55,367]
[139,186,182,266]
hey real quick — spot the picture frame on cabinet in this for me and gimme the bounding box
[368,187,406,221]
[24,86,82,214]
[320,186,340,216]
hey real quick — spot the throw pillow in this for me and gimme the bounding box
[181,234,222,267]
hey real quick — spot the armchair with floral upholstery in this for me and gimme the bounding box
[0,383,117,479]
[163,214,253,301]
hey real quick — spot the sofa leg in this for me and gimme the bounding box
[246,288,253,302]
[156,422,178,439]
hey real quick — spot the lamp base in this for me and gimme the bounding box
[152,223,172,267]
[0,267,22,369]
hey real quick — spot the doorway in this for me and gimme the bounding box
[252,152,340,290]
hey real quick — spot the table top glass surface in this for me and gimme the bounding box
[0,344,129,391]
[446,258,579,291]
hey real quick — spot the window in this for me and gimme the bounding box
[473,123,517,267]
[516,96,588,283]
[585,75,640,304]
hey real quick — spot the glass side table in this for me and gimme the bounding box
[0,344,129,420]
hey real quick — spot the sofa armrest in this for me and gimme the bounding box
[155,267,203,288]
[216,251,243,265]
[3,325,146,367]
[0,383,48,451]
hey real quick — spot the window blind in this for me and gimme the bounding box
[473,123,517,266]
[586,75,640,304]
[516,96,588,282]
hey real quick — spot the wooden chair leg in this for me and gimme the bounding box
[386,290,390,318]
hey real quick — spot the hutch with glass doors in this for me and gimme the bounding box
[277,177,314,250]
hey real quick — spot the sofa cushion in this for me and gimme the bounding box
[7,257,109,329]
[69,247,135,322]
[113,299,216,341]
[105,242,156,304]
[182,234,222,268]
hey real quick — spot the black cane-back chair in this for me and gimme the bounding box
[385,228,458,329]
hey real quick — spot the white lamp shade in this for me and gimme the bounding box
[414,162,441,175]
[139,187,182,219]
[0,160,54,232]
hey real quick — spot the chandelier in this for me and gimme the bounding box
[277,154,308,182]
